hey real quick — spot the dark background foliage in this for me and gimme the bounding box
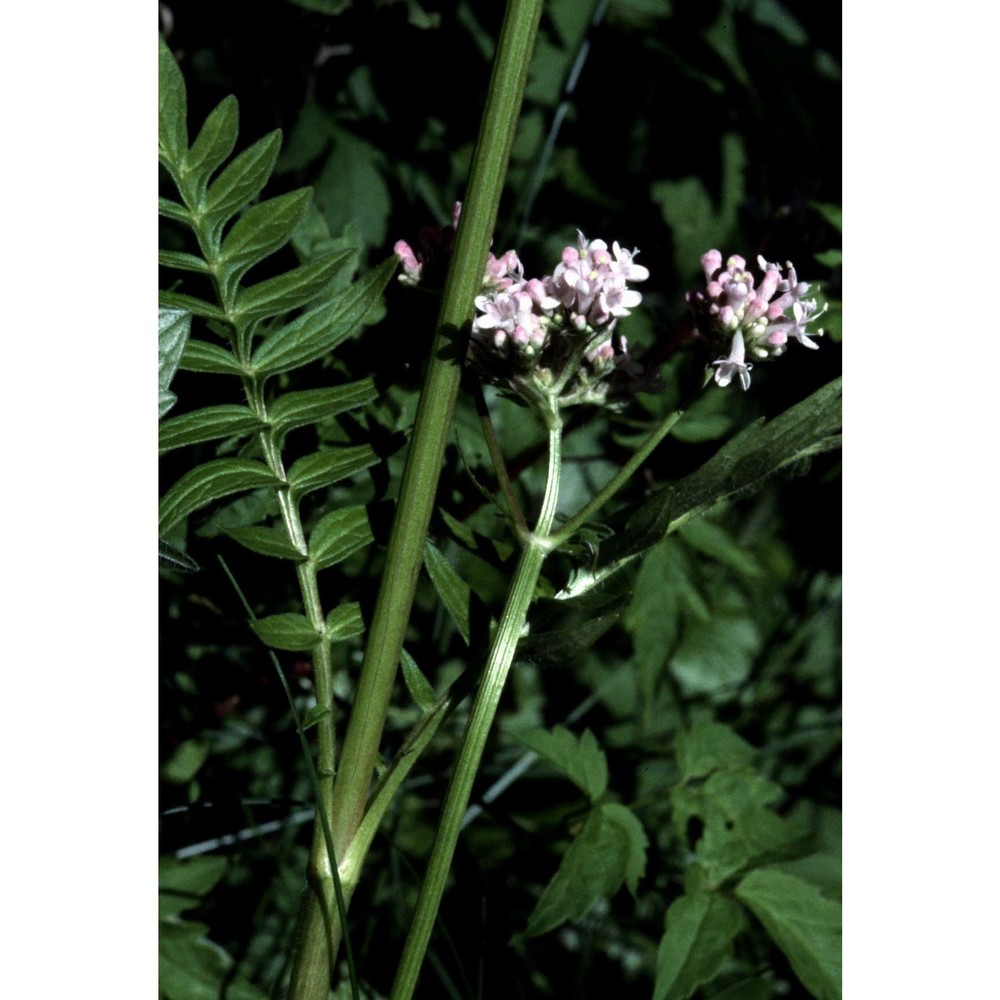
[160,2,841,997]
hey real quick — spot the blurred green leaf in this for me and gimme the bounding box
[810,201,843,232]
[524,802,648,938]
[251,613,321,651]
[513,725,608,803]
[676,720,757,782]
[159,306,191,418]
[423,540,471,644]
[159,405,262,454]
[161,739,209,784]
[160,918,268,1000]
[309,505,373,571]
[652,891,743,1000]
[251,255,397,377]
[400,648,437,712]
[678,519,763,578]
[734,869,842,1000]
[159,459,280,534]
[159,856,228,917]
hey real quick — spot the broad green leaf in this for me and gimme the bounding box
[160,919,268,1000]
[224,525,304,560]
[202,130,282,238]
[251,613,321,651]
[325,602,364,642]
[159,405,261,454]
[182,94,239,202]
[652,892,743,1000]
[159,459,279,535]
[286,446,378,500]
[269,379,378,438]
[159,249,210,274]
[513,725,608,803]
[161,738,208,784]
[179,339,244,375]
[158,37,187,168]
[251,254,397,377]
[232,250,355,323]
[159,289,227,322]
[600,378,842,568]
[524,802,648,938]
[308,505,373,571]
[734,870,842,1000]
[423,540,471,644]
[400,648,437,711]
[159,306,191,418]
[678,519,762,578]
[671,767,802,884]
[216,189,313,297]
[676,720,757,782]
[159,856,227,917]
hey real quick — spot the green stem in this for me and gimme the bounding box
[546,370,713,550]
[389,403,562,1000]
[287,3,543,997]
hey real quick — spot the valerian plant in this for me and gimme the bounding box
[160,3,841,999]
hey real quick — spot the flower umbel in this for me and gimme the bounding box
[687,250,827,390]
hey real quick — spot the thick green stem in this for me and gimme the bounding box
[287,3,543,997]
[389,405,562,1000]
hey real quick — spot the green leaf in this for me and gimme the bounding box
[182,94,239,202]
[678,519,763,578]
[216,188,313,297]
[158,37,187,168]
[810,200,843,232]
[251,613,321,651]
[308,505,373,570]
[159,289,227,322]
[159,539,200,574]
[232,250,355,323]
[159,919,268,1000]
[202,130,283,233]
[159,306,191,418]
[515,590,629,667]
[601,378,842,567]
[524,802,648,938]
[161,738,208,784]
[159,856,228,918]
[676,720,757,782]
[159,405,261,454]
[159,196,191,224]
[400,648,437,711]
[734,870,842,1000]
[652,892,743,1000]
[251,255,397,377]
[179,339,244,375]
[269,378,379,438]
[301,704,331,731]
[159,459,280,535]
[513,725,608,803]
[325,602,365,642]
[224,525,304,560]
[286,446,378,500]
[159,249,210,274]
[423,540,471,644]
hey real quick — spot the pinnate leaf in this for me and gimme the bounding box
[216,189,313,297]
[224,525,304,560]
[286,446,378,500]
[182,95,239,202]
[160,290,227,322]
[202,130,282,238]
[251,613,321,652]
[159,405,261,454]
[180,339,244,375]
[159,306,191,418]
[269,379,378,438]
[308,506,372,571]
[734,870,842,1000]
[524,802,648,938]
[251,255,397,377]
[159,459,280,535]
[159,250,210,274]
[513,725,608,803]
[653,891,743,1000]
[158,37,187,168]
[233,250,355,323]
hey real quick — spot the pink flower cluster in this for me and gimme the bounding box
[687,250,826,391]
